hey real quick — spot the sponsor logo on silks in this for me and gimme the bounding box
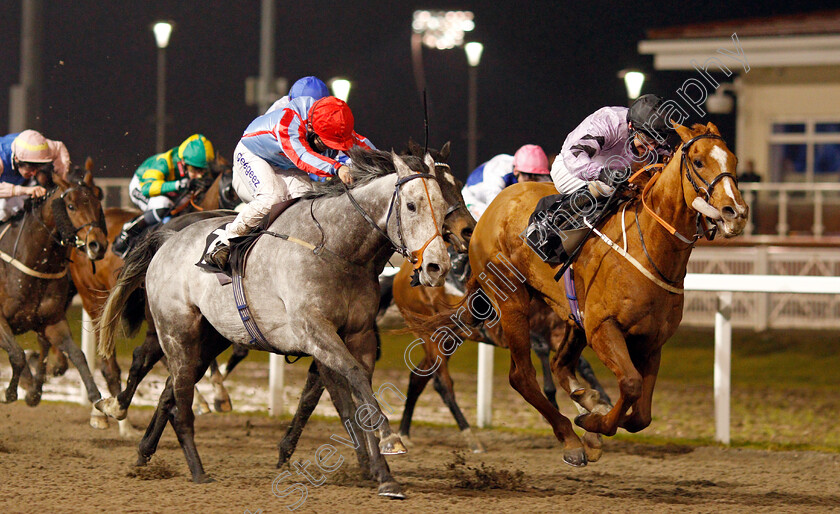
[237,152,260,189]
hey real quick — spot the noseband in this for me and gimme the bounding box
[344,170,443,269]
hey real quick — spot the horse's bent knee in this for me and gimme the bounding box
[618,375,643,403]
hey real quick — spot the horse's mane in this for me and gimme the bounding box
[303,148,425,199]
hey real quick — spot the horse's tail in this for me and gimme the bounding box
[401,274,483,338]
[97,230,174,358]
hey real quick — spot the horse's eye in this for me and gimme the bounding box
[693,159,704,168]
[407,202,416,212]
[67,203,76,211]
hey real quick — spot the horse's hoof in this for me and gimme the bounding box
[461,428,486,453]
[213,398,232,413]
[562,447,588,467]
[194,400,211,416]
[194,473,215,484]
[379,434,408,455]
[397,433,413,448]
[118,419,143,439]
[25,390,42,407]
[95,397,127,420]
[378,481,406,499]
[134,454,151,467]
[582,432,603,463]
[90,410,110,430]
[574,412,598,433]
[3,388,18,404]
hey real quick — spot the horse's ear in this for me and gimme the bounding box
[705,122,721,136]
[439,141,451,161]
[83,170,95,188]
[407,138,421,157]
[52,170,71,190]
[674,123,694,143]
[424,153,435,173]
[392,151,412,179]
[85,157,94,172]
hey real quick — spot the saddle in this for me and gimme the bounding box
[196,197,299,280]
[525,192,611,266]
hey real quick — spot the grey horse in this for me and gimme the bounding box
[98,150,450,498]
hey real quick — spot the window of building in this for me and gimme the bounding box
[769,121,840,182]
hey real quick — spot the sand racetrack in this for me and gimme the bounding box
[1,401,838,513]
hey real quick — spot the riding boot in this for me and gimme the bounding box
[111,216,148,258]
[203,224,233,270]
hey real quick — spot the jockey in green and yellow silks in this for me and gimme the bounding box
[112,134,215,257]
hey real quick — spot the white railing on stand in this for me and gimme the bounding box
[475,273,840,445]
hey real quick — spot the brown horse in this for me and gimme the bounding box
[0,168,108,410]
[391,258,609,455]
[63,160,235,432]
[408,123,748,466]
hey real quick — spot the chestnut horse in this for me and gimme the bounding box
[391,258,609,456]
[64,160,235,433]
[408,123,748,467]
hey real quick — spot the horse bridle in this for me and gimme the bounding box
[344,170,443,270]
[31,184,105,251]
[434,161,467,221]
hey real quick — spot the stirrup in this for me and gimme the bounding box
[111,233,131,258]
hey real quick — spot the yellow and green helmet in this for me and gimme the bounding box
[177,134,215,168]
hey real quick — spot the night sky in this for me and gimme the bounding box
[1,1,838,179]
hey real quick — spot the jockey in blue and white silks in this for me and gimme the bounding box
[462,144,551,220]
[203,96,375,269]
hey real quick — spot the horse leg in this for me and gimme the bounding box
[208,359,232,412]
[431,359,484,453]
[165,336,223,484]
[277,361,325,468]
[136,376,174,467]
[47,319,101,404]
[397,346,437,444]
[96,328,164,420]
[222,344,249,378]
[315,366,375,481]
[576,355,612,406]
[294,316,406,458]
[47,343,69,377]
[620,348,661,433]
[22,333,50,406]
[530,331,558,409]
[0,318,29,403]
[501,298,586,467]
[574,320,642,437]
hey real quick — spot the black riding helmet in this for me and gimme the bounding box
[627,94,678,147]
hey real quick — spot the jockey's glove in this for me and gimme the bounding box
[587,180,616,199]
[176,177,190,191]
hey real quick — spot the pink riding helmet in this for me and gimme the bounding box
[513,144,550,174]
[12,129,54,162]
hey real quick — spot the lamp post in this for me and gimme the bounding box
[618,69,645,103]
[410,10,475,96]
[152,21,174,153]
[465,42,483,173]
[329,78,352,102]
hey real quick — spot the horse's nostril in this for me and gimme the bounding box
[721,206,737,219]
[426,263,441,275]
[89,241,100,253]
[461,227,473,241]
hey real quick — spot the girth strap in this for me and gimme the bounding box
[0,224,67,279]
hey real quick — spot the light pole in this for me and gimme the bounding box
[410,10,475,97]
[152,21,173,153]
[465,42,483,173]
[329,78,352,102]
[618,69,645,103]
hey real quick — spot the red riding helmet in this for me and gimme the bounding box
[309,97,355,151]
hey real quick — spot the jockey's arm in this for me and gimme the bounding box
[0,182,45,198]
[47,139,71,179]
[560,113,624,183]
[138,166,186,198]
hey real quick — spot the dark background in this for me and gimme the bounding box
[1,1,836,179]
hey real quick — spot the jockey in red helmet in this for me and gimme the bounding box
[202,96,375,269]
